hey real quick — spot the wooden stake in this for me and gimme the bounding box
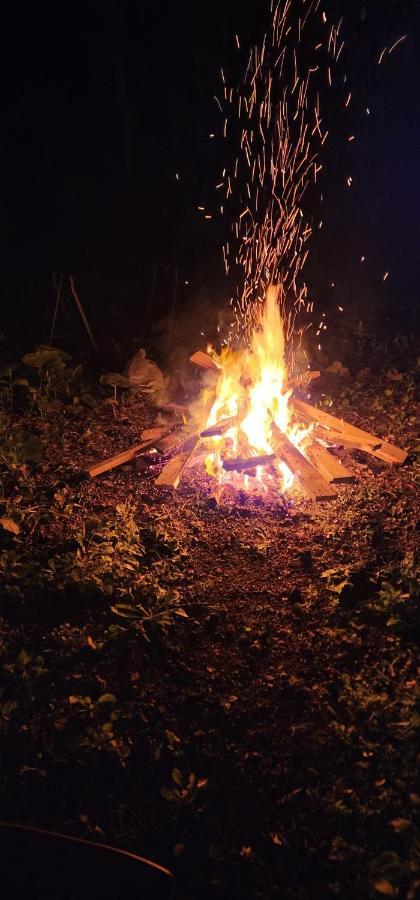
[272,425,337,501]
[305,442,355,484]
[49,273,64,343]
[69,275,98,352]
[155,435,201,488]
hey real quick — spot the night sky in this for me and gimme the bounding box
[0,1,419,334]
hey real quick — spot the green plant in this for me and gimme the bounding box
[0,365,30,411]
[0,429,43,471]
[99,373,131,415]
[22,345,82,416]
[111,588,187,640]
[161,768,207,805]
[43,502,145,594]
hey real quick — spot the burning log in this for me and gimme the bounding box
[189,351,221,371]
[200,416,238,438]
[272,424,337,501]
[222,453,276,473]
[305,442,355,484]
[155,435,201,489]
[291,399,386,452]
[85,428,176,478]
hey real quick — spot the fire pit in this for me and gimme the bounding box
[86,285,407,502]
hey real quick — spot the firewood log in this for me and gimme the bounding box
[292,399,384,451]
[305,442,355,484]
[222,453,276,472]
[272,425,337,501]
[85,428,175,477]
[155,435,201,489]
[200,416,238,438]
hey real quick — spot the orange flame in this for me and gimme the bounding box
[201,286,311,494]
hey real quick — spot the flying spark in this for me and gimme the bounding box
[219,0,345,346]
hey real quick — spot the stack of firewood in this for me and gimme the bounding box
[85,353,407,502]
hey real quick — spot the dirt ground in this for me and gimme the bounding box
[0,356,419,898]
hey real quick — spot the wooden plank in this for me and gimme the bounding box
[200,416,238,438]
[155,435,201,489]
[85,429,174,477]
[291,398,385,449]
[222,453,276,472]
[140,427,168,442]
[154,431,189,455]
[272,425,337,501]
[370,442,408,465]
[68,275,98,352]
[305,442,355,484]
[314,427,380,453]
[189,351,221,371]
[296,399,407,462]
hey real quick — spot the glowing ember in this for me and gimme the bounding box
[200,285,312,495]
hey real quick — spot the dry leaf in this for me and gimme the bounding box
[374,880,397,896]
[389,817,411,832]
[0,516,20,535]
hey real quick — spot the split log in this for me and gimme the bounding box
[222,453,276,472]
[272,425,337,501]
[292,399,384,451]
[189,351,221,371]
[200,416,238,438]
[305,442,355,484]
[155,435,201,489]
[85,428,175,478]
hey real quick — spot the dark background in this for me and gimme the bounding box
[0,0,419,345]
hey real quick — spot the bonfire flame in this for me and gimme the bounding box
[203,286,311,494]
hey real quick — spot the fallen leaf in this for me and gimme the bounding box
[98,693,117,704]
[68,695,91,706]
[389,817,411,832]
[374,880,398,896]
[270,832,283,845]
[0,516,20,535]
[326,360,350,377]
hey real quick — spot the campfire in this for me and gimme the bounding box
[87,285,407,501]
